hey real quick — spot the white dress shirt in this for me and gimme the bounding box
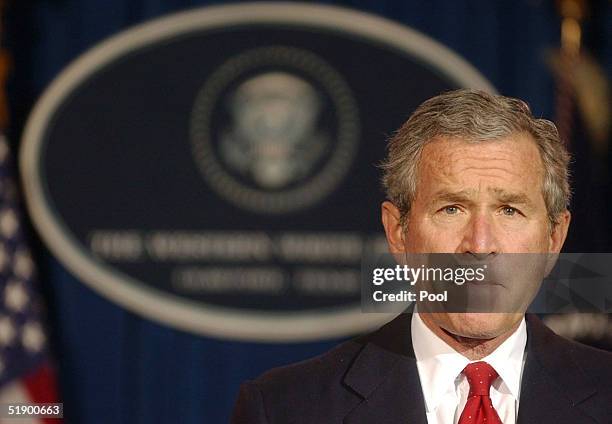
[411,312,527,424]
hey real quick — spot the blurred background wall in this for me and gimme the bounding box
[0,1,610,423]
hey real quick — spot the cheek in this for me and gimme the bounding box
[502,225,550,252]
[404,221,462,252]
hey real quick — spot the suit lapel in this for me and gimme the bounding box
[342,313,428,424]
[517,314,598,424]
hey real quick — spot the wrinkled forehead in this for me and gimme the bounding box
[415,134,545,200]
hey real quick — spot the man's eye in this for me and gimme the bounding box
[502,206,517,216]
[443,206,459,215]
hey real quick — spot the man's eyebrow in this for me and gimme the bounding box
[431,189,474,203]
[489,188,533,205]
[429,188,535,206]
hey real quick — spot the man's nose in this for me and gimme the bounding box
[457,213,500,256]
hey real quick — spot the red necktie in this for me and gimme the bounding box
[458,361,503,424]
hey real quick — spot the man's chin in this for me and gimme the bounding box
[440,312,523,340]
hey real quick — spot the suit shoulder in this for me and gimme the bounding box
[254,339,364,392]
[564,337,612,375]
[238,340,366,422]
[541,323,612,387]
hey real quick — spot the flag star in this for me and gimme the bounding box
[22,321,45,352]
[0,317,15,346]
[14,250,34,279]
[5,280,28,312]
[0,209,18,238]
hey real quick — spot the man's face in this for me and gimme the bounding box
[381,134,570,339]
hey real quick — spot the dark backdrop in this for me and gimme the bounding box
[5,1,612,423]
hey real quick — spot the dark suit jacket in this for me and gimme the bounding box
[231,314,612,423]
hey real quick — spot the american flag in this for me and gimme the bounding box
[0,135,60,423]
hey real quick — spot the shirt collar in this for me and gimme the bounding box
[480,317,526,400]
[411,311,526,413]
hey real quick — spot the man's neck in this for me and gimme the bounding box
[418,313,523,361]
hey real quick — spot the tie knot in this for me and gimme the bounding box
[462,361,498,396]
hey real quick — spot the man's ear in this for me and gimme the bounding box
[549,209,571,253]
[381,201,407,253]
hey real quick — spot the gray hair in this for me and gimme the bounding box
[380,89,571,227]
